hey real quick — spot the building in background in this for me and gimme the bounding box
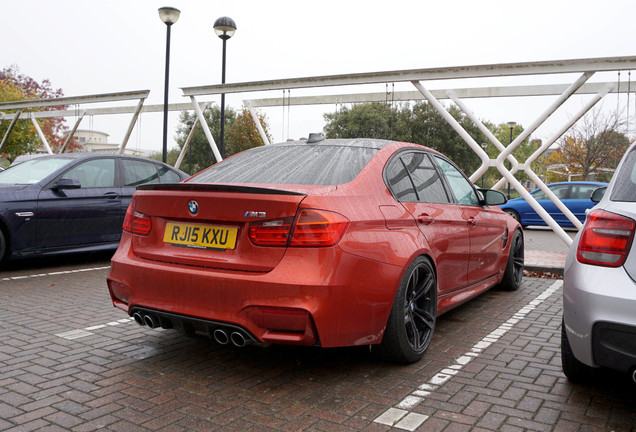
[65,129,149,157]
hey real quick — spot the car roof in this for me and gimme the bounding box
[273,138,398,150]
[545,181,607,186]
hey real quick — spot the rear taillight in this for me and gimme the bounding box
[122,204,152,236]
[289,209,348,247]
[577,209,635,267]
[249,209,349,248]
[248,217,294,246]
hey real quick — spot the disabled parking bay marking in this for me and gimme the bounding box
[374,280,563,431]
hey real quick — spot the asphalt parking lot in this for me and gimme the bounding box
[1,239,635,431]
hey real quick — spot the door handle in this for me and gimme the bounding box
[103,192,120,199]
[417,214,434,225]
[468,217,477,227]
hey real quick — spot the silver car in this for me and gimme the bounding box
[562,142,636,383]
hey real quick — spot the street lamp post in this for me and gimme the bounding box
[480,142,488,188]
[213,16,236,160]
[158,6,181,164]
[506,121,516,199]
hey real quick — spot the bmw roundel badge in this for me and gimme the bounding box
[188,200,199,215]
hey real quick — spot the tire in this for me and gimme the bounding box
[497,229,524,291]
[0,229,7,268]
[379,256,437,364]
[561,322,596,382]
[504,209,520,223]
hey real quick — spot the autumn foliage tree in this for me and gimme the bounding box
[0,65,76,162]
[544,109,632,183]
[225,107,273,156]
[169,105,272,175]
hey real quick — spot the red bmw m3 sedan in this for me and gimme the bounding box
[107,137,523,363]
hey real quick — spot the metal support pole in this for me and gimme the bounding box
[175,117,200,170]
[411,81,490,169]
[219,38,227,159]
[161,22,173,163]
[59,111,85,153]
[447,91,518,183]
[190,96,222,162]
[118,97,146,154]
[31,115,53,154]
[507,126,514,199]
[493,72,594,190]
[0,109,22,153]
[244,100,271,145]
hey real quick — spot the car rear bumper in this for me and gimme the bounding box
[107,233,404,348]
[563,250,636,372]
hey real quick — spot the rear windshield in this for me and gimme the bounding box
[611,147,636,202]
[189,144,377,185]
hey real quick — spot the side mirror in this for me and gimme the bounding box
[591,187,607,203]
[53,178,81,190]
[479,189,507,206]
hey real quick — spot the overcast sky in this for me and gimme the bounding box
[3,0,636,156]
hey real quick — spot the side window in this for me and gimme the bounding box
[385,157,418,202]
[549,184,570,199]
[570,184,599,200]
[122,160,160,187]
[401,152,449,204]
[61,158,115,188]
[533,189,547,200]
[433,156,479,205]
[157,166,181,183]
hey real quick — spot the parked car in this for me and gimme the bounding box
[562,142,636,382]
[499,181,608,227]
[0,153,188,265]
[107,137,524,363]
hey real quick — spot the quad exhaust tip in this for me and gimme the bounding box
[133,312,144,326]
[144,315,157,328]
[230,332,247,347]
[131,310,253,347]
[213,329,230,345]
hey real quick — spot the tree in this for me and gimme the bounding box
[160,104,272,175]
[225,107,273,156]
[323,101,488,173]
[170,105,236,174]
[543,109,631,183]
[323,102,413,142]
[0,78,39,161]
[0,66,74,161]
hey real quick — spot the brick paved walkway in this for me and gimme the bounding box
[1,258,635,431]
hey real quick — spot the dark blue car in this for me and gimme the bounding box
[498,181,608,227]
[0,153,187,266]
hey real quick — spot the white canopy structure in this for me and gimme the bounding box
[2,56,635,245]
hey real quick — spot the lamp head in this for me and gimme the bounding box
[158,7,180,25]
[214,16,237,40]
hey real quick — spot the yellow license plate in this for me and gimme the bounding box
[163,222,238,250]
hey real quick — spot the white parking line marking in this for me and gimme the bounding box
[55,329,95,340]
[1,266,111,282]
[374,280,563,428]
[55,317,135,340]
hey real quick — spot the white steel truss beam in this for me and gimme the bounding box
[182,56,636,96]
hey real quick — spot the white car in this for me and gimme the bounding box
[562,142,636,382]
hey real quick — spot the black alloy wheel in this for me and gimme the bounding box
[380,256,437,363]
[498,229,524,291]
